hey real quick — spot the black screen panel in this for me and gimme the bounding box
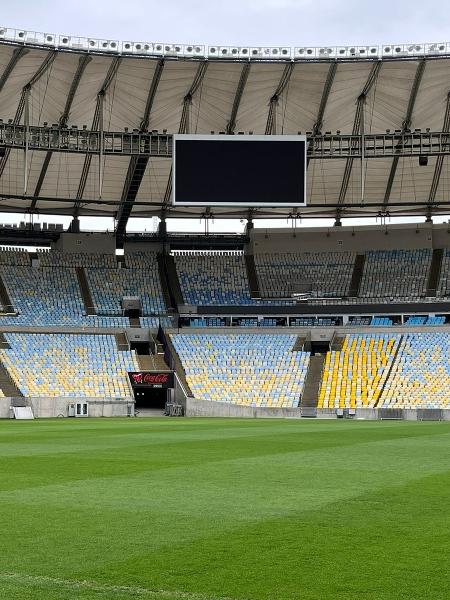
[173,135,306,206]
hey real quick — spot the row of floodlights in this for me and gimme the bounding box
[1,28,450,59]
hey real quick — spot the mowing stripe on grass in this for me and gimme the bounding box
[0,573,240,600]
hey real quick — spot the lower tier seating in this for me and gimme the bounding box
[0,333,138,398]
[381,333,450,408]
[171,334,310,408]
[318,334,400,409]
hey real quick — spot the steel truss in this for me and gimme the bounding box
[1,123,450,159]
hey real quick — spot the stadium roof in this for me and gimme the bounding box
[2,28,450,226]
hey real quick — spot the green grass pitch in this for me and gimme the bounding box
[1,417,450,600]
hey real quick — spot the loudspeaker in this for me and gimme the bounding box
[419,155,428,166]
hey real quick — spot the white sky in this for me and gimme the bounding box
[2,0,450,233]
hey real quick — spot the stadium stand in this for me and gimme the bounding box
[86,265,166,315]
[37,250,116,268]
[171,334,310,407]
[254,252,355,298]
[0,333,137,398]
[0,249,30,265]
[318,334,400,409]
[437,249,450,298]
[381,333,450,408]
[1,266,88,326]
[173,252,260,305]
[359,249,432,299]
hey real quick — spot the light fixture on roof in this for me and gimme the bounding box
[59,35,70,47]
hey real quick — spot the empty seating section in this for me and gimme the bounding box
[190,318,226,327]
[174,252,259,305]
[370,317,393,326]
[254,252,355,298]
[86,266,166,315]
[140,316,174,328]
[437,249,450,297]
[0,333,138,398]
[359,249,431,299]
[318,334,400,409]
[37,250,116,268]
[349,317,372,326]
[381,333,450,408]
[172,334,310,407]
[2,266,87,326]
[0,248,30,265]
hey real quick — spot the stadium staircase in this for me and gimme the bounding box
[375,334,403,407]
[137,353,170,371]
[348,254,365,297]
[0,274,14,313]
[76,267,96,315]
[163,334,193,397]
[163,254,184,307]
[0,334,23,397]
[301,355,324,409]
[293,335,306,351]
[245,254,260,299]
[427,249,443,297]
[157,253,174,310]
[115,332,129,351]
[330,333,345,351]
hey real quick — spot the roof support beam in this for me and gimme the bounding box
[0,46,29,95]
[0,50,57,178]
[30,54,92,209]
[226,62,251,134]
[73,56,121,216]
[265,63,294,135]
[307,62,337,166]
[426,91,450,220]
[114,59,166,241]
[336,61,382,218]
[383,59,426,208]
[161,61,209,214]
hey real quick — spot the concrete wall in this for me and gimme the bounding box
[249,223,450,254]
[123,241,164,254]
[185,398,450,421]
[54,233,116,254]
[0,397,134,418]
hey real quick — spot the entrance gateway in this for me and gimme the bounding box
[128,371,175,411]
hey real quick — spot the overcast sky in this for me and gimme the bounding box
[3,0,449,48]
[2,0,450,234]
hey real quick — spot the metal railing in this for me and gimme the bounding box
[1,123,449,159]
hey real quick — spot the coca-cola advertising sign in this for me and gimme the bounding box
[128,371,174,388]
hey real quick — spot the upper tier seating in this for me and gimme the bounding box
[359,249,432,299]
[1,266,88,326]
[37,250,116,268]
[318,334,400,409]
[173,252,261,305]
[86,265,166,315]
[0,333,137,398]
[0,248,30,266]
[437,249,450,298]
[171,334,310,408]
[380,333,450,408]
[254,252,355,298]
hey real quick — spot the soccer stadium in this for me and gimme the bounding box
[1,4,450,598]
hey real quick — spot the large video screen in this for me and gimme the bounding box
[172,134,306,207]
